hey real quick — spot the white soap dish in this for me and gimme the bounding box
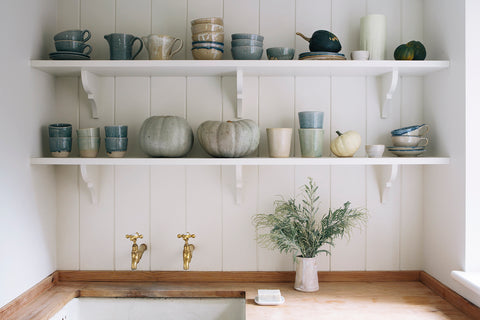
[254,296,285,306]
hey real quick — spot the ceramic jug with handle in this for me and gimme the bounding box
[104,33,143,60]
[142,34,183,60]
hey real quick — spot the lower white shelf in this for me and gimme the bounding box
[30,156,449,166]
[31,156,449,205]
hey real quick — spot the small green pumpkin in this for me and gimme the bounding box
[406,40,426,60]
[139,116,194,157]
[197,119,260,158]
[394,44,414,60]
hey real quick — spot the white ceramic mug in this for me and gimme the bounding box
[267,128,292,158]
[360,14,386,60]
[142,34,183,60]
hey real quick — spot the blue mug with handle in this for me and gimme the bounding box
[104,33,143,60]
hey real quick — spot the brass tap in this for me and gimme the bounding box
[126,232,147,270]
[177,232,195,270]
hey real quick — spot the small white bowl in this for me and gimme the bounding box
[365,144,385,158]
[350,50,369,60]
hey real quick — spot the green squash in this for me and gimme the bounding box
[406,40,426,60]
[297,30,342,53]
[139,116,193,157]
[197,119,260,158]
[394,44,414,60]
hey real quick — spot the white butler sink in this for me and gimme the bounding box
[50,297,246,320]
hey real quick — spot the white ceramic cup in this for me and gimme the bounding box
[266,128,292,158]
[350,50,369,60]
[391,135,428,147]
[142,34,183,60]
[365,144,385,158]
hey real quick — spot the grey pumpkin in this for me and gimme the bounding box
[197,119,260,158]
[139,116,193,157]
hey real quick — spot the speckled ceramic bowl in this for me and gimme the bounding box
[192,47,223,60]
[231,45,263,60]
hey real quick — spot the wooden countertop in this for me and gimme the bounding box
[7,278,474,320]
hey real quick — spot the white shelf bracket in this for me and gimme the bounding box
[80,69,99,119]
[381,68,399,119]
[235,165,243,205]
[236,69,244,119]
[80,165,97,205]
[381,164,399,204]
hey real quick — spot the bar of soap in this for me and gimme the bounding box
[257,289,282,302]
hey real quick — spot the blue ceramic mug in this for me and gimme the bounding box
[54,29,91,42]
[105,125,128,138]
[49,137,72,158]
[48,123,72,137]
[298,111,324,129]
[104,33,143,60]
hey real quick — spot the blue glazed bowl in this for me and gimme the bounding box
[266,47,295,60]
[391,124,429,136]
[105,125,128,138]
[49,137,72,157]
[105,137,128,158]
[231,39,263,47]
[298,111,324,129]
[48,123,72,137]
[231,46,263,60]
[231,33,264,42]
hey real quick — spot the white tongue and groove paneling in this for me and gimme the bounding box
[114,77,150,270]
[150,76,187,271]
[223,0,260,60]
[54,0,426,272]
[81,0,115,60]
[152,0,188,60]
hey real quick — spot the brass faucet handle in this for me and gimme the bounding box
[177,232,195,243]
[126,232,143,244]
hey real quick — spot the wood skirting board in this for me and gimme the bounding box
[1,270,479,319]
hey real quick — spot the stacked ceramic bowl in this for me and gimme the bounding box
[388,124,429,157]
[50,29,92,60]
[191,17,224,60]
[231,33,264,60]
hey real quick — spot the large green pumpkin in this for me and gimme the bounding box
[197,119,260,158]
[139,116,193,157]
[394,44,414,60]
[309,30,342,52]
[406,40,426,60]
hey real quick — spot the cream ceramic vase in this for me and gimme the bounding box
[294,257,319,292]
[359,14,386,60]
[142,34,183,60]
[266,128,292,158]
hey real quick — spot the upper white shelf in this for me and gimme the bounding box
[30,60,450,77]
[31,157,450,166]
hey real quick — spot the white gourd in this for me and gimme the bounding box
[330,130,361,157]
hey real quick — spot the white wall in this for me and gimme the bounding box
[53,0,428,273]
[423,0,467,298]
[0,0,57,308]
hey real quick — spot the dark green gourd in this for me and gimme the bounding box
[296,30,342,53]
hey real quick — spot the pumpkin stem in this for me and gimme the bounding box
[336,130,343,136]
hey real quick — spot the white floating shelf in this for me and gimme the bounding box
[30,60,449,77]
[31,157,449,166]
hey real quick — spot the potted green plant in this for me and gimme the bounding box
[253,178,368,292]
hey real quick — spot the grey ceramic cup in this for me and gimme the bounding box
[48,123,72,137]
[54,40,92,55]
[104,33,143,60]
[49,137,72,158]
[105,125,128,138]
[105,137,128,158]
[77,127,100,137]
[298,111,324,129]
[78,137,100,158]
[299,129,324,157]
[231,46,263,60]
[266,47,295,60]
[54,29,91,42]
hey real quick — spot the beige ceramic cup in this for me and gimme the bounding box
[142,34,183,60]
[267,128,293,158]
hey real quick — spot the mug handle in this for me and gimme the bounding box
[131,37,144,60]
[419,124,430,136]
[82,30,91,42]
[169,38,184,59]
[82,44,92,56]
[418,137,429,147]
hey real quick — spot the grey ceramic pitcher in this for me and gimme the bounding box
[104,33,143,60]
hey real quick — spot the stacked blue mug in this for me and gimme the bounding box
[50,29,92,60]
[298,111,324,158]
[105,125,128,158]
[48,123,72,158]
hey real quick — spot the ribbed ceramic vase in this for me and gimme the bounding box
[294,257,319,292]
[359,14,386,60]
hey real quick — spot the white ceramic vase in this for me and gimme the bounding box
[359,14,386,60]
[294,256,319,292]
